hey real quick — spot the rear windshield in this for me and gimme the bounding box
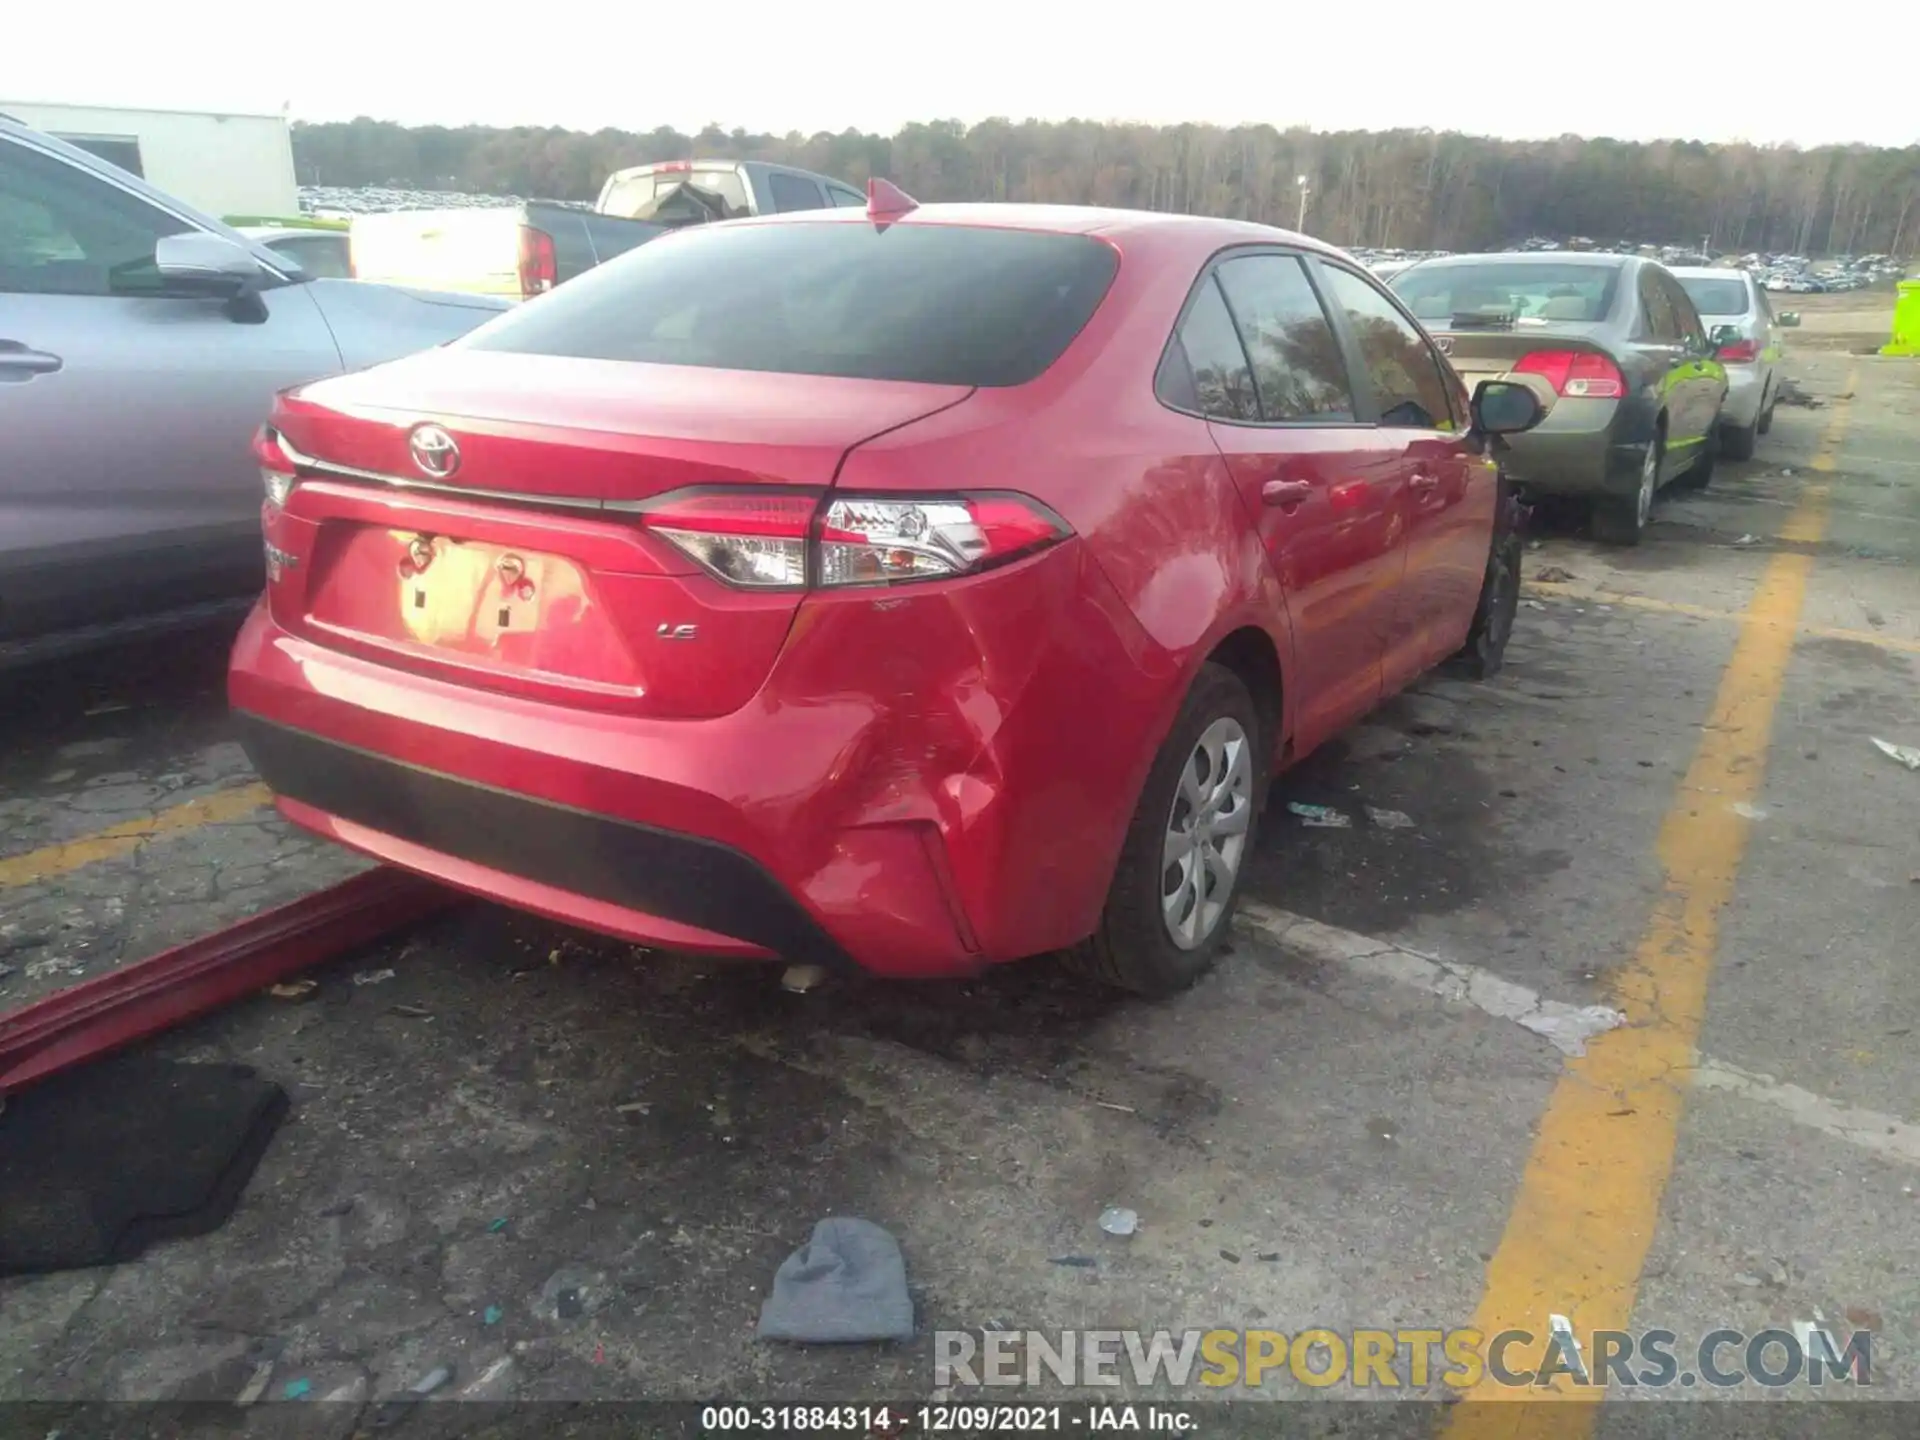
[599,167,750,221]
[1676,277,1750,316]
[465,220,1120,387]
[1392,262,1621,326]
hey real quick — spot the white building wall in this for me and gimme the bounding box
[1,102,299,218]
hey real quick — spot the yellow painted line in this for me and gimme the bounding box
[0,782,272,891]
[1528,582,1920,657]
[1443,376,1856,1437]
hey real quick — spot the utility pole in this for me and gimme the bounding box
[1296,174,1310,233]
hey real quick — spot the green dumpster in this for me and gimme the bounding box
[1885,279,1920,357]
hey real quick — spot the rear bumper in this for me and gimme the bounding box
[1491,398,1641,500]
[228,545,1163,977]
[236,713,851,967]
[1720,364,1767,427]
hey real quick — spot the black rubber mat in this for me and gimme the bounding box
[0,1056,288,1276]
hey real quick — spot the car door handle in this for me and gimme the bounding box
[0,340,63,378]
[1261,479,1313,507]
[1409,471,1439,493]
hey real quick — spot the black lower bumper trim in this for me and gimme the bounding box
[233,714,852,969]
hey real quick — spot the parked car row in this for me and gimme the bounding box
[1385,251,1791,543]
[2,102,1771,1005]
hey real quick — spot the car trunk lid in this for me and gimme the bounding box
[264,351,972,717]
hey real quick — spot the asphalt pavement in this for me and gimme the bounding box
[1,349,1916,1432]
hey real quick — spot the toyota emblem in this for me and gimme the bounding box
[409,423,460,479]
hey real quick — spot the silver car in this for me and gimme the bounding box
[1669,266,1795,460]
[0,117,507,658]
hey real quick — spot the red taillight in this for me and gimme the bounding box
[1513,349,1627,400]
[635,488,1072,590]
[1716,338,1759,362]
[517,225,557,298]
[253,425,297,506]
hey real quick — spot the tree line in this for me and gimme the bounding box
[294,117,1920,258]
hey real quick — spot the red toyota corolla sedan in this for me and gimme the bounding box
[229,190,1545,997]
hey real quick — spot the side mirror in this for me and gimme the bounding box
[1707,324,1740,350]
[1778,311,1801,328]
[154,233,266,300]
[1470,377,1550,437]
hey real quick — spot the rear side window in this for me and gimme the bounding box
[828,187,867,208]
[1677,277,1749,316]
[767,173,828,212]
[1316,265,1455,430]
[1214,254,1355,421]
[466,221,1119,387]
[1661,275,1707,347]
[1639,271,1681,340]
[1158,276,1259,421]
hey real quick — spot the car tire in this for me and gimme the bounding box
[1756,391,1775,436]
[1446,482,1522,681]
[1065,663,1265,998]
[1719,417,1757,463]
[1592,432,1663,546]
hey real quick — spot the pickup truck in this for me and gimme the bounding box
[348,160,864,301]
[347,201,663,302]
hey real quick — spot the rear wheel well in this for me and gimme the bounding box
[1205,627,1283,765]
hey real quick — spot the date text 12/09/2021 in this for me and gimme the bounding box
[700,1404,1196,1432]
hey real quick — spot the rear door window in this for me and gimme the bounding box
[1316,264,1456,429]
[1212,253,1356,422]
[767,172,829,212]
[466,220,1119,387]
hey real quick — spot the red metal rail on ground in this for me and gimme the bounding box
[0,867,460,1095]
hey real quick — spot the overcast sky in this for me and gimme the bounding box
[5,2,1911,148]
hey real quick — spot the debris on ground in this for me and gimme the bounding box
[1871,738,1920,772]
[1094,1100,1136,1114]
[24,955,83,981]
[1098,1206,1139,1237]
[352,968,396,987]
[1534,565,1576,583]
[1734,534,1759,547]
[483,1305,503,1326]
[1219,1248,1241,1263]
[1287,801,1352,829]
[615,1100,651,1115]
[1732,802,1770,820]
[371,1364,454,1425]
[389,1003,432,1019]
[1048,1255,1097,1267]
[1522,599,1548,610]
[757,1217,915,1343]
[1516,1002,1628,1057]
[1365,806,1416,830]
[235,1361,275,1405]
[781,963,827,994]
[488,1217,510,1233]
[282,1378,312,1400]
[268,979,318,1001]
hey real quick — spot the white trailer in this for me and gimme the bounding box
[0,101,299,218]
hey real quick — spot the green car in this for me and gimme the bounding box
[1391,253,1730,546]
